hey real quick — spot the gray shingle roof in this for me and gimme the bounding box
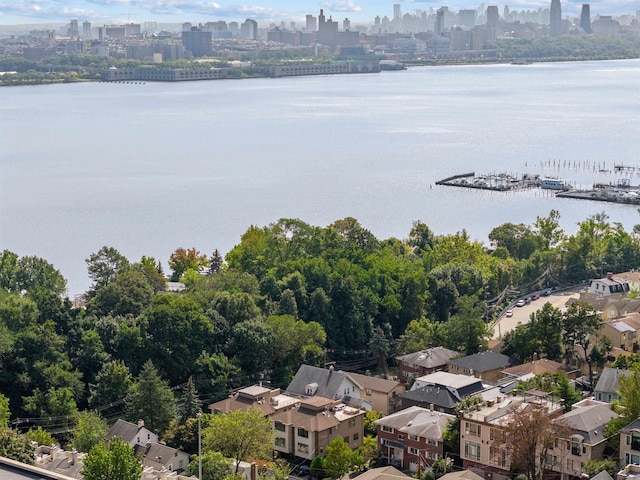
[106,419,139,443]
[396,347,460,369]
[556,404,619,445]
[594,367,632,394]
[448,352,520,372]
[287,365,360,399]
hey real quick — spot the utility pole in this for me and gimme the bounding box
[198,412,202,480]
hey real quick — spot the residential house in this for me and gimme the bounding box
[106,418,158,449]
[374,405,455,473]
[351,465,411,480]
[547,399,619,479]
[594,367,632,403]
[270,396,365,460]
[501,358,579,381]
[459,391,563,480]
[619,418,640,466]
[347,371,405,415]
[1,456,79,480]
[448,352,520,383]
[589,273,630,296]
[34,445,84,478]
[617,463,640,480]
[438,470,485,480]
[209,385,297,415]
[567,294,640,322]
[287,365,367,408]
[396,347,460,384]
[139,442,190,474]
[602,314,640,352]
[614,272,640,293]
[400,371,486,414]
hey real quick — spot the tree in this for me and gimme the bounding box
[82,437,143,480]
[203,409,273,473]
[562,302,607,391]
[368,325,392,376]
[71,412,109,453]
[89,360,133,414]
[88,270,154,317]
[209,249,224,275]
[363,410,383,437]
[187,450,231,480]
[127,360,176,434]
[15,255,67,295]
[179,376,202,423]
[0,393,10,427]
[85,246,130,295]
[494,403,570,480]
[0,427,35,464]
[168,247,208,281]
[324,436,358,479]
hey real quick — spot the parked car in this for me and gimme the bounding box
[532,294,540,301]
[516,299,526,307]
[542,289,551,296]
[506,309,513,317]
[525,297,532,304]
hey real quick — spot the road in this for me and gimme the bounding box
[492,288,582,340]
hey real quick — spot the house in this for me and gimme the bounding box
[602,314,640,352]
[547,399,619,479]
[286,365,369,409]
[208,385,297,415]
[589,273,630,296]
[459,391,563,480]
[396,347,460,383]
[500,358,579,380]
[106,418,158,449]
[594,367,632,403]
[352,465,411,480]
[438,470,485,480]
[617,463,640,480]
[346,372,405,415]
[139,442,190,474]
[374,405,455,473]
[568,294,640,322]
[619,418,640,466]
[400,372,485,414]
[613,271,640,293]
[270,396,365,460]
[34,445,84,478]
[1,455,79,480]
[448,352,520,383]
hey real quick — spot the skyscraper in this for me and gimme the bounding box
[306,14,317,31]
[486,6,499,30]
[435,8,445,36]
[394,3,402,21]
[550,0,562,36]
[182,27,212,57]
[580,4,592,33]
[82,21,91,38]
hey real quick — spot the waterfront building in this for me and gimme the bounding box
[486,6,500,30]
[580,4,592,32]
[550,0,562,36]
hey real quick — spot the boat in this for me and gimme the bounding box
[540,177,568,190]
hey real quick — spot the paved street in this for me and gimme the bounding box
[492,288,582,339]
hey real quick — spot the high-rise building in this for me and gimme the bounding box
[550,0,562,36]
[67,19,79,38]
[82,21,91,38]
[435,7,445,35]
[306,14,317,31]
[580,4,591,33]
[394,3,402,21]
[343,18,351,31]
[240,19,258,39]
[182,27,212,57]
[459,9,477,28]
[486,6,499,30]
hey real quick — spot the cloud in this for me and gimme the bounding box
[319,0,362,12]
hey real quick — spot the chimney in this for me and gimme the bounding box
[533,352,538,361]
[138,419,145,428]
[607,272,614,279]
[251,462,258,480]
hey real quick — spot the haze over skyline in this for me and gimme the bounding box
[0,0,638,27]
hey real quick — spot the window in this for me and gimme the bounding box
[275,422,285,432]
[489,446,506,467]
[571,441,581,456]
[632,433,640,451]
[567,459,574,471]
[297,443,309,454]
[353,433,359,441]
[275,438,286,447]
[465,422,481,437]
[409,434,419,441]
[408,447,419,455]
[297,428,309,438]
[490,428,505,442]
[382,425,394,434]
[464,441,480,461]
[398,434,405,441]
[344,436,349,444]
[427,438,437,446]
[427,452,438,460]
[366,389,372,396]
[350,419,356,427]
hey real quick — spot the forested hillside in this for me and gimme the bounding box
[0,211,638,435]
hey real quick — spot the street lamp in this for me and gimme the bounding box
[198,412,202,480]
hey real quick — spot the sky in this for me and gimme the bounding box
[0,0,638,28]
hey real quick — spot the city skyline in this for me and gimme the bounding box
[0,0,638,27]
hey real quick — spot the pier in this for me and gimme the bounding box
[435,172,539,191]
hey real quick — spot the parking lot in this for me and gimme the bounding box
[492,288,581,339]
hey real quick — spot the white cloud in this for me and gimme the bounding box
[320,0,362,12]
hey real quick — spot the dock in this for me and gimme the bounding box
[435,172,539,191]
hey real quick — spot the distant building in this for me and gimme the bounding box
[594,367,632,403]
[448,352,520,383]
[589,272,631,296]
[82,21,91,38]
[182,27,213,57]
[580,4,592,32]
[550,0,563,36]
[240,19,258,39]
[306,14,317,31]
[397,347,459,382]
[435,8,446,36]
[459,10,477,28]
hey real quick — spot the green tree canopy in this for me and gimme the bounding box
[127,360,176,434]
[82,436,143,480]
